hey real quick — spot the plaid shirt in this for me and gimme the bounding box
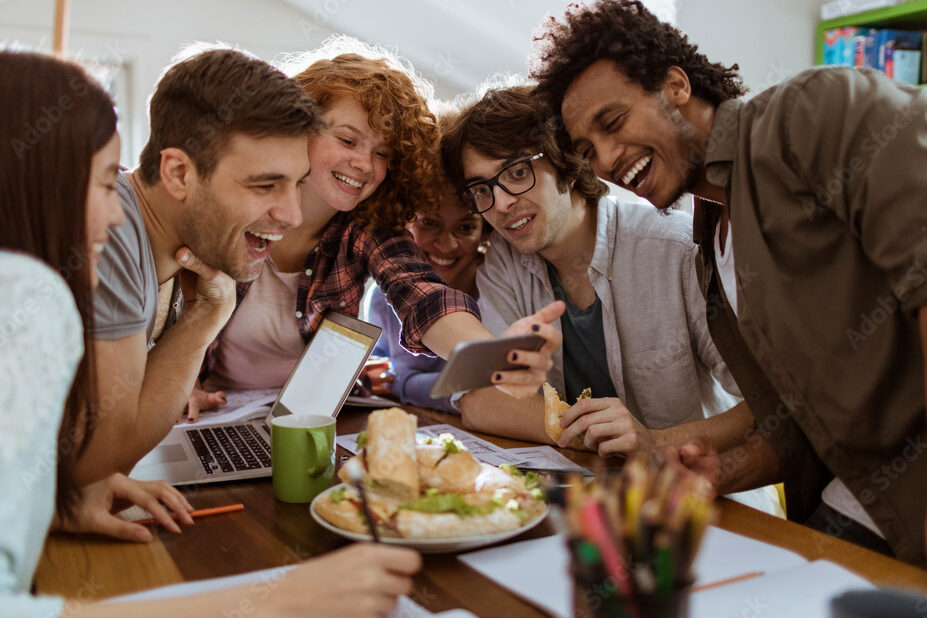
[201,211,479,379]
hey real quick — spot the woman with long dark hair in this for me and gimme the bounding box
[1,51,418,617]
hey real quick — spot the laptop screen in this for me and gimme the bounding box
[270,313,381,420]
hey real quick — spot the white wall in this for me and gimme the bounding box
[2,0,830,165]
[677,0,823,96]
[0,0,343,165]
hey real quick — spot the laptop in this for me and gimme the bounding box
[131,312,381,486]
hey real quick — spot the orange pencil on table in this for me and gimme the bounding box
[133,503,244,526]
[692,570,764,592]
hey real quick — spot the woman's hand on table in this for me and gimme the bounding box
[180,381,226,423]
[268,544,421,618]
[495,300,565,398]
[53,473,194,543]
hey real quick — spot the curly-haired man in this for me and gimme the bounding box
[531,0,927,566]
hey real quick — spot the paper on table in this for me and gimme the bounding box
[691,559,874,618]
[190,388,279,426]
[693,526,807,587]
[458,535,572,618]
[337,424,525,467]
[458,526,822,618]
[504,445,591,472]
[108,564,474,617]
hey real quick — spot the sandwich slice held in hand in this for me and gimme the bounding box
[312,407,547,549]
[544,383,589,449]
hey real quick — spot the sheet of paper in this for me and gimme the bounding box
[458,534,572,618]
[692,526,807,587]
[190,388,280,426]
[691,559,874,618]
[456,526,820,618]
[337,424,525,467]
[107,565,295,602]
[108,565,472,617]
[503,445,591,472]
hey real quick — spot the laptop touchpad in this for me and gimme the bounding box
[146,444,188,464]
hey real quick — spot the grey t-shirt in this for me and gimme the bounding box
[547,263,618,405]
[92,172,159,345]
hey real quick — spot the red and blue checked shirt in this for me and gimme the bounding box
[201,211,479,379]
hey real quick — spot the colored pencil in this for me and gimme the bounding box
[133,503,244,525]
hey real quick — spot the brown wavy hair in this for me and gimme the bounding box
[293,53,441,230]
[138,48,319,186]
[0,51,115,518]
[441,85,607,207]
[530,0,746,114]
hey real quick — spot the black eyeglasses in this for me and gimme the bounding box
[460,153,544,214]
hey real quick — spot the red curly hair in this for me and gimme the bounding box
[293,54,441,230]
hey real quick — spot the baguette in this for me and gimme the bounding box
[416,443,482,494]
[366,407,419,502]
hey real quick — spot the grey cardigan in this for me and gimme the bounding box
[476,196,740,429]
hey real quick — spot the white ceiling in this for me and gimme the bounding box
[280,0,585,98]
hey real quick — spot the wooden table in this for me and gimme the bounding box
[34,405,927,614]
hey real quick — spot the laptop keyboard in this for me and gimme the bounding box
[186,425,272,476]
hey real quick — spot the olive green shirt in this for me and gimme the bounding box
[696,66,927,565]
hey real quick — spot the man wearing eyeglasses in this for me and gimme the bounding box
[441,86,779,512]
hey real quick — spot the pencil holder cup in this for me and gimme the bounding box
[572,569,690,618]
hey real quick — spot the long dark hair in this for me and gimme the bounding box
[0,51,117,517]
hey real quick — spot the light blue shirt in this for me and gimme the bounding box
[0,252,80,618]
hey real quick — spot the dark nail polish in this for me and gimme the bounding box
[531,324,540,332]
[494,373,502,382]
[511,352,518,361]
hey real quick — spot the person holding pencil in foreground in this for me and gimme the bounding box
[0,50,418,618]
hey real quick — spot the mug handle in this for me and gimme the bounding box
[306,428,329,477]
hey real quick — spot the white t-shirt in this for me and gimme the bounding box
[714,220,882,536]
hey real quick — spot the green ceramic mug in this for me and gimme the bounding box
[271,414,336,503]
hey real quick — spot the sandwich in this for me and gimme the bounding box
[315,409,546,539]
[365,407,419,503]
[543,383,589,448]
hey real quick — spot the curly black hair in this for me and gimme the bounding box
[530,0,746,113]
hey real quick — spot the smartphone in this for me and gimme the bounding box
[429,333,546,398]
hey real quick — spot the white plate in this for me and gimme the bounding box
[310,483,549,553]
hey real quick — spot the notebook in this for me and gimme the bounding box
[130,312,381,486]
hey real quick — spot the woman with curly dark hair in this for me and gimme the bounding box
[190,38,563,418]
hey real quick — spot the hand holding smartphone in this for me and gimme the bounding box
[429,333,546,398]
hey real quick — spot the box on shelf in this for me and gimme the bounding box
[821,0,904,21]
[891,48,922,82]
